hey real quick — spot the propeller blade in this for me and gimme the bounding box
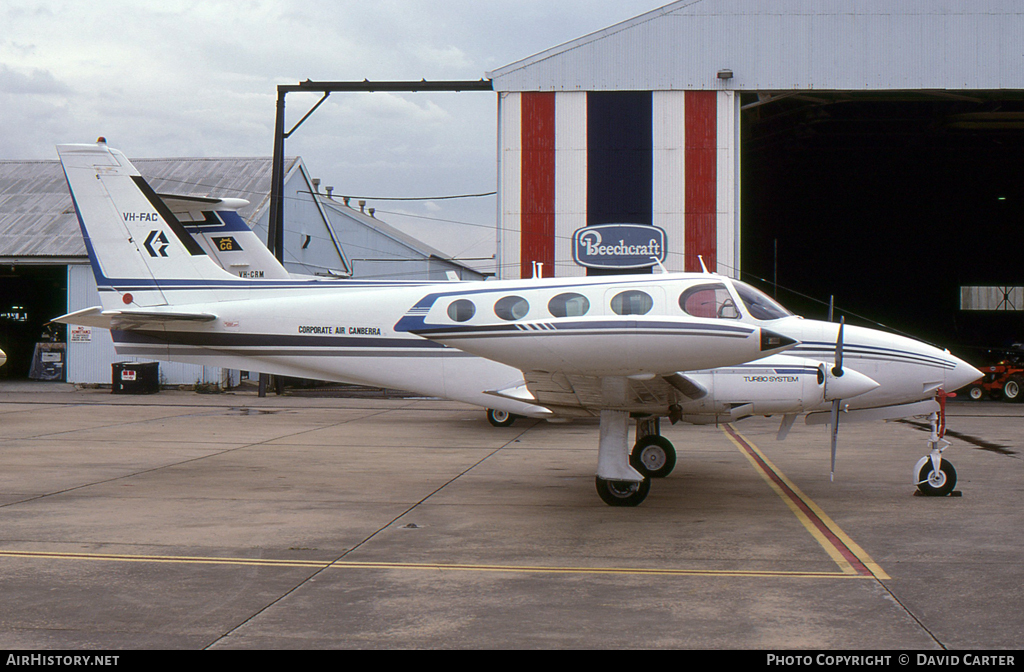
[832,316,845,377]
[830,399,840,481]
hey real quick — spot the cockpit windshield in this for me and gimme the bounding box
[733,282,794,321]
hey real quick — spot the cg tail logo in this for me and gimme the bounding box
[144,230,170,257]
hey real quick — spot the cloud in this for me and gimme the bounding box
[0,64,71,95]
[0,0,668,257]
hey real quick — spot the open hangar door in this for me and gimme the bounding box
[0,265,67,380]
[740,91,1024,364]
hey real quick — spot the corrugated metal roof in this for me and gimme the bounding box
[488,0,1024,92]
[0,156,297,258]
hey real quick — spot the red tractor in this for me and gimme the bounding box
[962,343,1024,402]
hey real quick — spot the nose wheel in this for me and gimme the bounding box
[916,459,957,497]
[914,394,959,497]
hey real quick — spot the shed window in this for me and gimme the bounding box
[494,295,530,321]
[548,292,590,318]
[610,290,653,316]
[447,299,476,322]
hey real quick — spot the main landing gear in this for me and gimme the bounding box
[486,408,518,427]
[594,414,677,507]
[914,392,958,497]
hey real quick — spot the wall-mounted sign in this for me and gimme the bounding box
[70,326,92,343]
[572,224,667,270]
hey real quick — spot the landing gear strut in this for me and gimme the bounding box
[914,391,958,497]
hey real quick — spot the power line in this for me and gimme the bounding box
[328,191,495,202]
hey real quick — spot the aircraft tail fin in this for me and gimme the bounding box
[57,140,243,309]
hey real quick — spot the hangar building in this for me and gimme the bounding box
[0,155,480,383]
[487,0,1024,351]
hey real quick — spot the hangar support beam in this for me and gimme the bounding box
[267,79,494,265]
[261,78,493,397]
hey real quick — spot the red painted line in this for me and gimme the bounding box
[723,424,874,577]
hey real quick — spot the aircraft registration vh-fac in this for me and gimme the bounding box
[53,141,982,506]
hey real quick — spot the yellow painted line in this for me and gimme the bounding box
[722,424,890,580]
[0,549,873,580]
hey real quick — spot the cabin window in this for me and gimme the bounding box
[610,290,653,316]
[548,292,590,318]
[734,283,793,321]
[447,299,476,322]
[494,295,530,321]
[679,283,740,319]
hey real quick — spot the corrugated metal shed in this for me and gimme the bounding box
[0,156,297,260]
[488,0,1024,92]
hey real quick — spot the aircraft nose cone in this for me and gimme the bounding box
[825,367,880,401]
[946,356,983,393]
[760,329,798,352]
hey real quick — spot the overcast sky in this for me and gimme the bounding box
[1,1,670,273]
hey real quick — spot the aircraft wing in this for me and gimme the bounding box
[53,306,217,330]
[491,371,707,417]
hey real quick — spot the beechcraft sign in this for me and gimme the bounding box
[572,224,667,270]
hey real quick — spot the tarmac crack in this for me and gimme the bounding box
[872,577,948,650]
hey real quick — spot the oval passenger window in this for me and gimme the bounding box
[447,299,476,322]
[610,290,653,316]
[494,295,530,321]
[548,292,590,318]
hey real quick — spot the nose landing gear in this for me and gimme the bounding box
[914,391,958,497]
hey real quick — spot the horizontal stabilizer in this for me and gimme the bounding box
[53,306,217,330]
[158,193,249,220]
[805,399,940,425]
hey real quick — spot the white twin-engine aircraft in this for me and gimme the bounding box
[53,141,981,506]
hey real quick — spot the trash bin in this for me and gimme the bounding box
[111,362,160,394]
[28,342,66,381]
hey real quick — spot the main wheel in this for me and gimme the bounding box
[1002,375,1023,402]
[486,409,516,427]
[917,459,957,497]
[595,476,651,507]
[630,435,677,479]
[966,384,985,401]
